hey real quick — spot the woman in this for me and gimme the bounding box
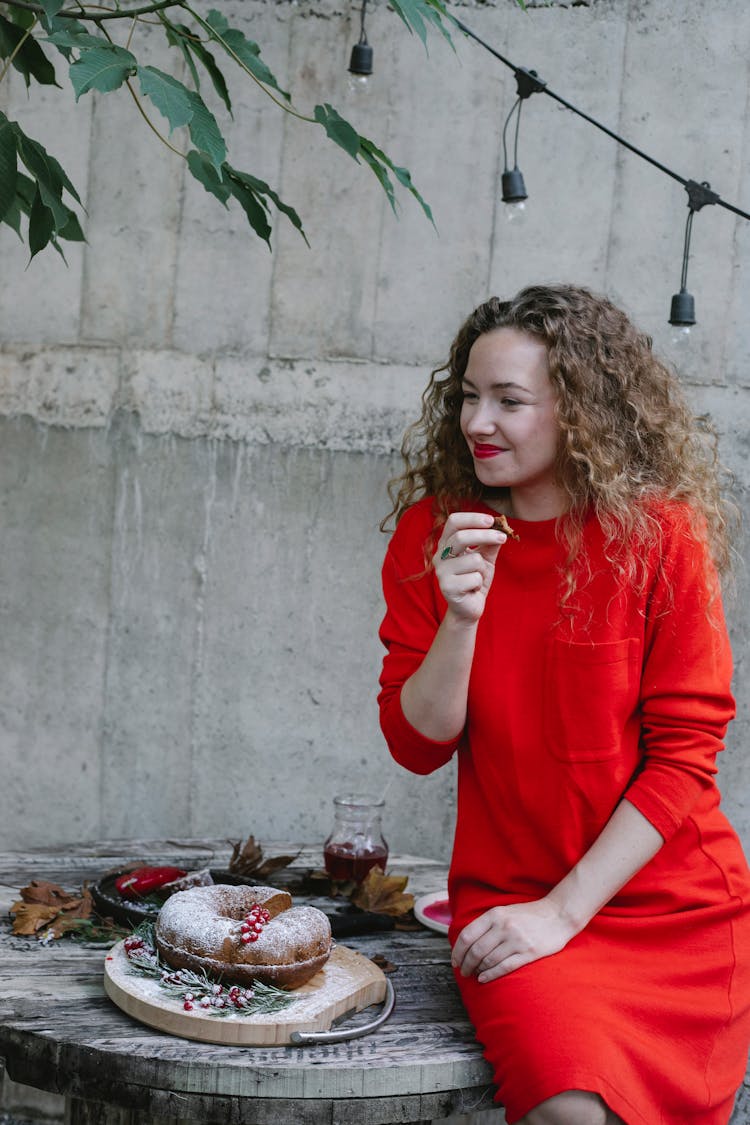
[378,285,750,1125]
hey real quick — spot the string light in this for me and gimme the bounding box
[348,0,373,93]
[450,17,750,330]
[345,8,750,329]
[667,181,720,346]
[501,70,545,224]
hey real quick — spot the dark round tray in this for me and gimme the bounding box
[90,867,397,936]
[89,870,165,927]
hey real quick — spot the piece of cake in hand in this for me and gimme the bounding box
[492,513,520,541]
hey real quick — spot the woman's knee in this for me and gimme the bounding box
[518,1089,618,1125]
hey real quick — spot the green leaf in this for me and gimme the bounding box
[224,170,271,249]
[6,6,36,30]
[166,22,232,115]
[16,136,71,231]
[204,9,229,36]
[15,130,61,194]
[39,0,66,21]
[57,210,85,242]
[0,113,18,224]
[391,0,454,48]
[224,163,307,246]
[313,104,361,161]
[2,171,35,238]
[186,91,226,172]
[28,185,54,260]
[359,145,397,214]
[138,65,194,131]
[69,43,137,99]
[44,25,104,52]
[163,22,201,93]
[14,170,36,212]
[14,132,60,223]
[204,12,289,102]
[0,12,58,87]
[186,149,231,205]
[138,68,226,173]
[184,33,232,115]
[2,195,22,238]
[390,159,435,225]
[35,138,81,205]
[13,126,82,235]
[360,136,435,226]
[388,0,456,48]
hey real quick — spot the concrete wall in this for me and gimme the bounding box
[0,0,749,858]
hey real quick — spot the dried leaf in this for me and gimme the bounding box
[10,901,59,935]
[352,868,414,917]
[228,836,298,879]
[228,835,263,875]
[255,852,300,879]
[10,882,95,939]
[18,879,81,907]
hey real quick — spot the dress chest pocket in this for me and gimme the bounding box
[543,636,640,762]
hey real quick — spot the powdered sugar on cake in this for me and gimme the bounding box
[154,884,332,989]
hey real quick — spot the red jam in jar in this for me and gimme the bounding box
[323,794,388,883]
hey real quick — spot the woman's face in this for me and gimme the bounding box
[459,327,566,519]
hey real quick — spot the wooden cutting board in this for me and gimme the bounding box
[103,940,387,1045]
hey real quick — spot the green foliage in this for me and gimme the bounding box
[0,109,83,258]
[69,43,137,98]
[0,0,462,259]
[388,0,456,48]
[0,10,57,86]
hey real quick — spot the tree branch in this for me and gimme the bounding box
[0,0,183,21]
[79,3,186,159]
[125,76,185,156]
[182,2,314,124]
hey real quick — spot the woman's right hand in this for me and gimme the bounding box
[434,512,506,624]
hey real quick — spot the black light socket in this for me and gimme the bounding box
[349,42,373,75]
[502,167,528,203]
[669,288,696,327]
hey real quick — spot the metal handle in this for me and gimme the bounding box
[289,977,395,1045]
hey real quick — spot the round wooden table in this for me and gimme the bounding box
[0,839,497,1125]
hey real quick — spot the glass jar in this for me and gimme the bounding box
[323,794,389,883]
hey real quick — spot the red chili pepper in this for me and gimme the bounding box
[115,866,186,899]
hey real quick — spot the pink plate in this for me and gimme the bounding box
[414,891,451,935]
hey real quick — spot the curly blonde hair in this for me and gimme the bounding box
[383,284,736,604]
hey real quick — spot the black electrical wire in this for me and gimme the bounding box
[453,16,750,224]
[680,209,695,291]
[501,97,521,171]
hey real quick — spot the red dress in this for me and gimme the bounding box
[378,497,750,1125]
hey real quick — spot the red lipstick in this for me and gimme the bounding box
[472,443,505,459]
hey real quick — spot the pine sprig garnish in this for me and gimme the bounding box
[122,925,296,1017]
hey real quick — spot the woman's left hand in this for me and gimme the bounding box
[451,898,578,983]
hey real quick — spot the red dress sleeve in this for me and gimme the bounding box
[378,501,462,775]
[624,510,736,841]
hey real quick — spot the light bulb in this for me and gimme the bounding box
[505,200,527,225]
[670,324,692,349]
[347,72,371,95]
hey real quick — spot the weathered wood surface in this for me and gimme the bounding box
[0,840,496,1125]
